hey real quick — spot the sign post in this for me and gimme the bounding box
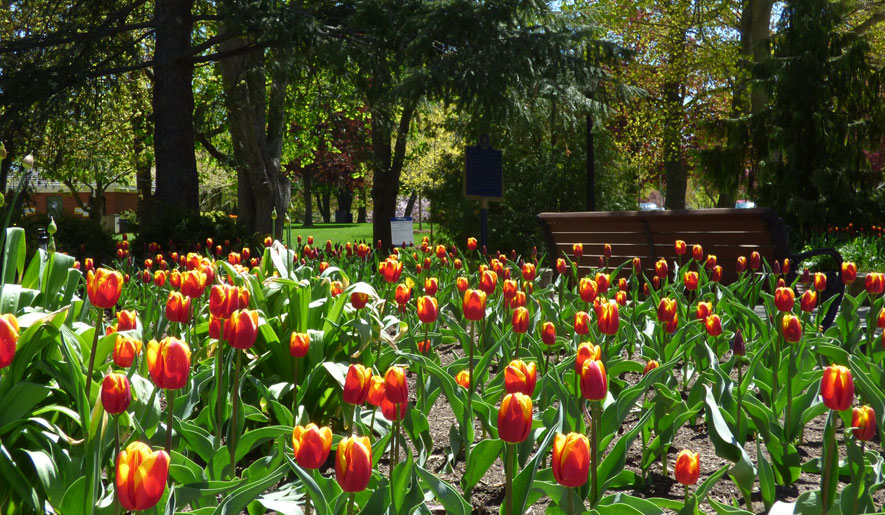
[464,134,502,250]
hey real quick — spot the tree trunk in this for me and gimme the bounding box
[0,141,12,193]
[218,37,291,240]
[357,188,367,224]
[371,103,415,249]
[662,79,686,209]
[152,0,199,220]
[302,169,313,227]
[337,187,353,222]
[403,192,417,218]
[315,191,331,223]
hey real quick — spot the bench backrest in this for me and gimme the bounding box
[537,208,790,283]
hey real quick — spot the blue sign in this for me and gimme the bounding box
[464,145,503,200]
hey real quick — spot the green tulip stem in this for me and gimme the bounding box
[165,388,176,456]
[589,401,600,507]
[822,411,836,515]
[347,493,355,515]
[229,350,243,477]
[85,308,103,400]
[304,490,311,515]
[514,332,523,360]
[292,358,299,423]
[785,343,795,441]
[215,323,225,450]
[114,415,121,515]
[504,442,514,515]
[684,485,689,506]
[736,357,744,441]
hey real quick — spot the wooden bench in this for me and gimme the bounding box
[537,208,845,327]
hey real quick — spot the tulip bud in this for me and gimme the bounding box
[736,256,747,274]
[463,289,487,321]
[541,322,556,346]
[852,405,877,441]
[498,392,533,443]
[841,262,857,284]
[292,424,333,469]
[674,450,700,485]
[113,335,142,368]
[455,370,471,389]
[504,360,537,396]
[775,287,795,312]
[335,436,372,492]
[695,301,713,321]
[512,306,529,334]
[22,153,34,170]
[674,240,687,255]
[101,373,132,414]
[551,432,590,487]
[572,243,583,259]
[692,244,703,261]
[781,314,802,343]
[750,251,761,270]
[596,299,619,336]
[289,332,310,358]
[384,366,408,405]
[342,364,372,405]
[821,364,854,411]
[573,311,591,335]
[705,314,722,337]
[643,360,660,375]
[731,329,745,357]
[683,271,698,291]
[580,359,607,401]
[116,442,169,510]
[146,338,191,390]
[603,243,612,259]
[655,259,669,279]
[800,290,817,313]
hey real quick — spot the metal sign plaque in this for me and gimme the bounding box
[464,136,503,201]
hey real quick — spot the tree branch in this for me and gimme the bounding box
[853,8,885,35]
[188,33,236,56]
[188,43,265,65]
[196,132,234,167]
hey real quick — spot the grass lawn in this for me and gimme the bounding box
[283,223,374,246]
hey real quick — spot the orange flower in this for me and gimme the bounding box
[866,273,884,295]
[379,258,403,283]
[395,283,411,307]
[330,281,344,297]
[463,289,487,321]
[603,243,612,259]
[575,342,601,373]
[595,273,610,293]
[657,297,677,323]
[342,364,372,405]
[841,262,857,284]
[146,338,191,390]
[504,360,537,396]
[695,301,713,320]
[710,266,722,283]
[479,269,498,296]
[852,405,877,441]
[509,290,527,309]
[113,335,143,368]
[209,284,239,319]
[705,255,717,271]
[180,270,207,298]
[367,375,386,407]
[879,308,885,329]
[224,309,259,350]
[692,244,703,261]
[574,311,591,335]
[467,237,478,251]
[424,277,439,296]
[289,332,310,358]
[87,268,123,309]
[674,240,687,256]
[455,370,470,389]
[381,397,407,421]
[683,271,698,291]
[512,306,529,334]
[498,392,533,443]
[655,259,669,280]
[384,366,408,405]
[644,360,660,375]
[705,314,722,337]
[115,442,169,511]
[781,314,802,343]
[350,291,369,310]
[800,291,817,313]
[522,263,536,282]
[417,296,439,324]
[674,450,700,485]
[208,316,222,340]
[541,322,556,346]
[116,310,137,332]
[580,359,607,401]
[551,432,590,487]
[821,364,854,411]
[665,313,679,334]
[101,372,132,414]
[165,291,191,324]
[813,272,827,292]
[596,299,619,336]
[572,243,583,259]
[736,256,747,274]
[153,270,167,287]
[750,251,761,270]
[556,258,568,276]
[335,435,373,492]
[579,277,598,303]
[456,276,469,293]
[502,279,518,301]
[774,287,795,312]
[617,277,628,292]
[0,314,20,369]
[292,424,333,469]
[417,339,431,354]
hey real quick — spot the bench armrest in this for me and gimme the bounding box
[788,247,844,330]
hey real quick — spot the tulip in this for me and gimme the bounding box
[350,292,369,310]
[749,251,761,270]
[683,271,698,291]
[522,263,536,282]
[665,313,679,334]
[379,258,403,283]
[367,375,386,407]
[866,273,884,295]
[574,311,591,335]
[512,307,529,334]
[115,442,170,511]
[617,277,628,292]
[417,339,431,354]
[705,255,717,271]
[384,366,408,405]
[674,450,700,486]
[704,314,722,337]
[644,360,660,375]
[841,262,857,284]
[821,364,854,411]
[575,342,601,373]
[498,392,533,443]
[209,316,222,340]
[421,277,438,296]
[395,283,411,308]
[117,310,137,332]
[289,332,310,358]
[632,257,642,274]
[852,406,876,442]
[463,289,487,321]
[336,436,373,492]
[479,270,498,296]
[655,259,669,280]
[113,335,142,368]
[456,276,469,293]
[736,256,747,274]
[224,309,259,350]
[209,284,238,319]
[572,243,583,259]
[140,269,151,284]
[732,329,745,357]
[800,290,817,313]
[879,308,885,329]
[674,240,687,256]
[596,299,619,336]
[556,258,568,276]
[467,237,478,251]
[165,291,191,324]
[417,296,439,324]
[551,432,590,488]
[509,290,526,309]
[153,270,167,287]
[101,373,132,414]
[0,314,20,369]
[782,259,791,275]
[580,359,607,401]
[657,297,677,322]
[541,322,556,346]
[595,273,610,293]
[781,314,802,343]
[504,360,537,396]
[710,266,722,283]
[343,364,372,405]
[813,272,827,292]
[692,244,703,261]
[695,301,713,320]
[331,281,344,297]
[574,277,596,304]
[381,397,407,421]
[615,290,627,306]
[502,279,518,301]
[292,424,333,469]
[774,287,795,312]
[455,370,470,389]
[87,268,123,309]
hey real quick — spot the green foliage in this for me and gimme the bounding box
[134,210,255,256]
[16,214,115,261]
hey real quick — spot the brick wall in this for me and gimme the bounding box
[31,192,138,216]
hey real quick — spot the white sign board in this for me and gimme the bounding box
[390,217,414,246]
